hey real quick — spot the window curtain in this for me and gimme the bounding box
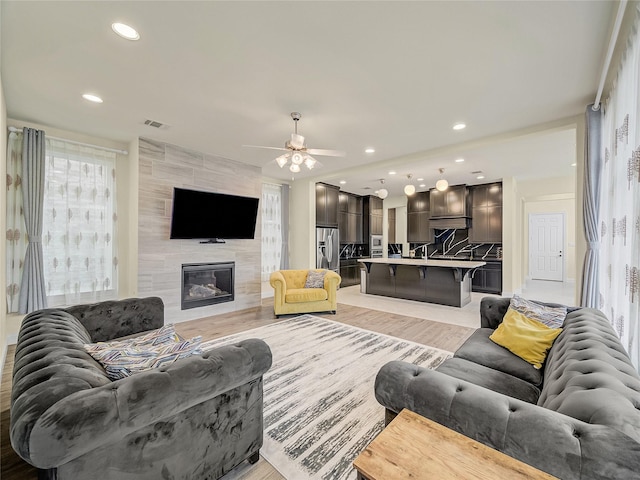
[42,138,118,306]
[280,184,290,270]
[262,183,283,281]
[599,7,640,368]
[18,127,48,313]
[6,131,27,313]
[580,104,602,308]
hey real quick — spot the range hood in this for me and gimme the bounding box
[429,217,470,229]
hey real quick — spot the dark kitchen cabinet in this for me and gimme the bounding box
[338,192,363,243]
[388,208,396,244]
[429,185,468,218]
[339,258,361,287]
[471,261,502,294]
[316,183,339,227]
[406,191,434,243]
[469,183,502,243]
[364,195,383,237]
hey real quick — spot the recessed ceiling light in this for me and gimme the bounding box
[455,158,465,163]
[417,178,424,182]
[365,148,375,154]
[112,22,140,40]
[571,163,577,167]
[82,93,103,103]
[419,184,426,188]
[339,180,346,184]
[477,175,485,180]
[453,123,466,131]
[388,171,397,175]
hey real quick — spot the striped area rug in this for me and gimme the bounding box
[201,314,451,480]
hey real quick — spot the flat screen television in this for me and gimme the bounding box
[169,187,259,242]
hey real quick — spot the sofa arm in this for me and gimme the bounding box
[17,338,272,468]
[375,361,640,480]
[479,297,511,329]
[63,297,165,342]
[270,271,287,306]
[324,270,341,303]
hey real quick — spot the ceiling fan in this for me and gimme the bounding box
[244,112,345,173]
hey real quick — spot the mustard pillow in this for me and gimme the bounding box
[489,308,562,369]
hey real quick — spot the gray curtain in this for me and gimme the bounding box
[580,104,602,308]
[280,185,290,269]
[18,127,48,313]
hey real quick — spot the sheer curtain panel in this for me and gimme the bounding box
[42,139,118,306]
[262,183,283,281]
[599,7,640,368]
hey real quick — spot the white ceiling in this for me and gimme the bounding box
[1,1,615,196]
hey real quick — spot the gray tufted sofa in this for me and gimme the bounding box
[10,297,273,480]
[375,296,640,480]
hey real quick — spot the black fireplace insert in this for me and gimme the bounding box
[181,262,234,310]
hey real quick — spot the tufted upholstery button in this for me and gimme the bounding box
[456,386,463,392]
[413,370,420,377]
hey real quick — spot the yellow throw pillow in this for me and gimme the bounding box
[489,308,562,369]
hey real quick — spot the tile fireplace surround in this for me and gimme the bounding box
[137,137,262,322]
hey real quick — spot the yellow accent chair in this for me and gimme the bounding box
[270,269,341,318]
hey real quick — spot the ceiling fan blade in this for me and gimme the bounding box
[242,145,289,152]
[306,148,346,157]
[290,133,305,149]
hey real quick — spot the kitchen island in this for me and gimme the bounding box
[358,257,486,307]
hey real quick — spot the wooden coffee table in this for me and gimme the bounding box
[353,409,557,480]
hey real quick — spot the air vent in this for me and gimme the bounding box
[471,170,483,174]
[143,119,170,129]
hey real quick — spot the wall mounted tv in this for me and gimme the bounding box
[169,187,260,243]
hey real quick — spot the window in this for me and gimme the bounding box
[42,140,118,306]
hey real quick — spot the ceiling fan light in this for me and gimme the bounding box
[291,152,303,165]
[404,184,416,196]
[378,188,388,199]
[275,154,289,168]
[304,155,316,169]
[289,163,301,173]
[436,179,449,191]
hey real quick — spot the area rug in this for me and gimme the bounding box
[201,314,452,480]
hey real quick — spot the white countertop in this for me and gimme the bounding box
[357,257,486,268]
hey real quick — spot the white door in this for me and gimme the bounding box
[529,213,564,281]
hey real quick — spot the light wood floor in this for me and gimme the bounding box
[1,299,473,480]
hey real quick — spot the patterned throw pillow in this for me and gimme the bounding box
[85,324,202,380]
[84,324,183,354]
[509,294,567,328]
[304,270,327,288]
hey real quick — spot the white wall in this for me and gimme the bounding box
[288,180,316,269]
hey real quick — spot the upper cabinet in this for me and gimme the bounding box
[316,183,340,227]
[388,208,396,244]
[429,185,469,218]
[407,191,434,243]
[363,195,383,237]
[338,192,363,243]
[469,182,502,243]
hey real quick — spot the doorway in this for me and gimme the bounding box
[529,213,564,281]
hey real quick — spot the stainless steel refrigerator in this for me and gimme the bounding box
[316,227,339,273]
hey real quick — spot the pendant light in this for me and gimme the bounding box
[404,174,415,196]
[436,168,449,191]
[377,179,388,199]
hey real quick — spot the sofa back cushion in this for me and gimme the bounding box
[11,309,112,459]
[539,308,640,443]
